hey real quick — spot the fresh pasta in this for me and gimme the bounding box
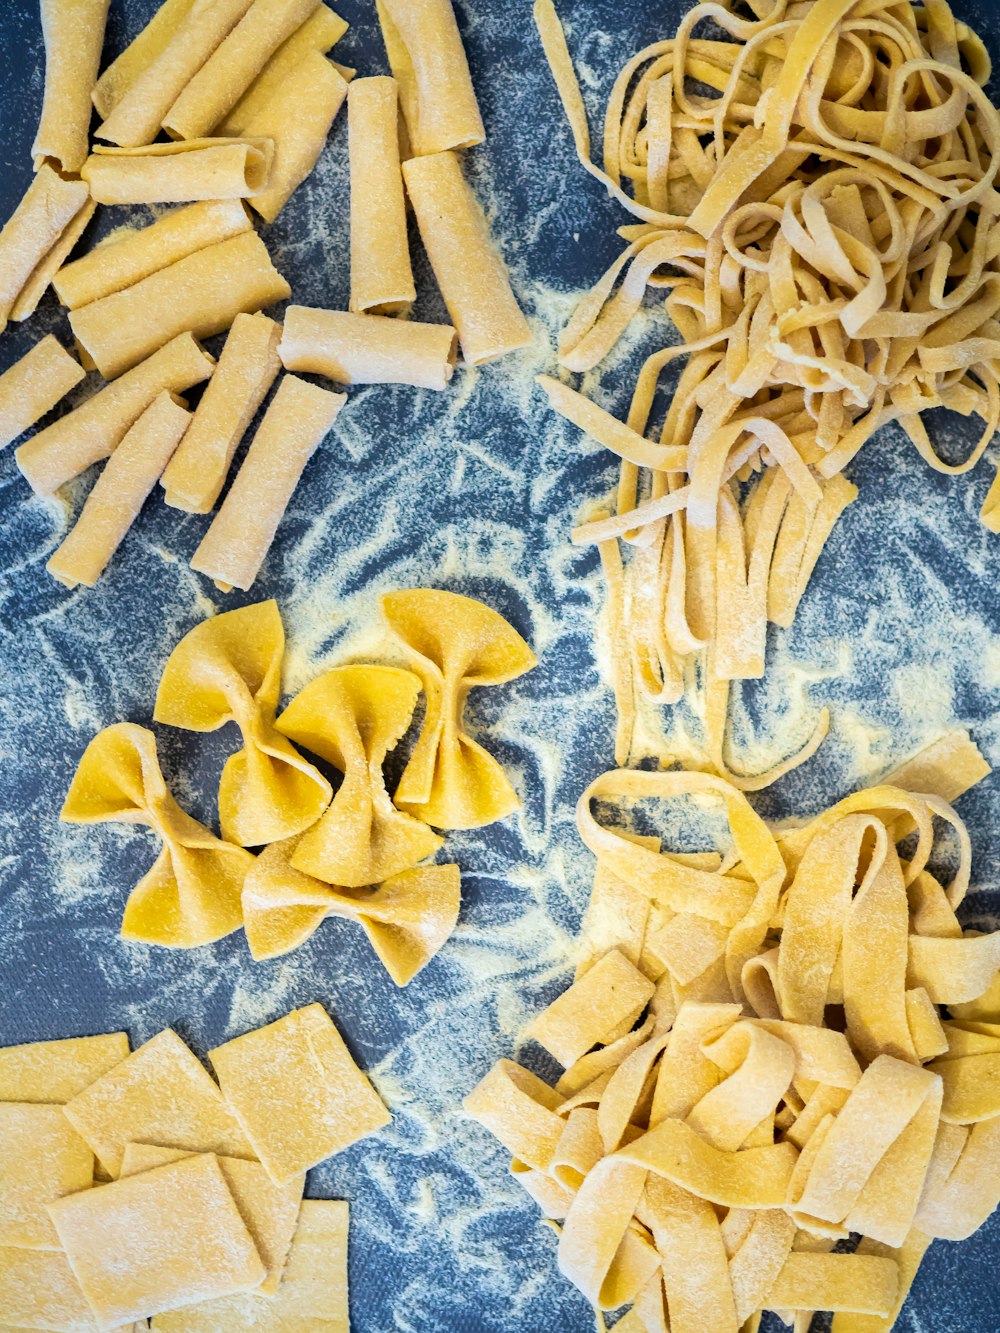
[161,311,281,513]
[92,0,204,119]
[15,333,214,498]
[466,730,1000,1331]
[47,392,192,590]
[32,0,111,173]
[0,335,84,452]
[348,76,415,315]
[81,138,275,205]
[69,230,290,380]
[0,166,91,333]
[279,305,458,390]
[190,373,345,591]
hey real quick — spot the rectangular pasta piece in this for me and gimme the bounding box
[69,231,290,380]
[348,76,415,314]
[163,0,324,142]
[95,0,257,148]
[32,0,111,173]
[0,1032,129,1103]
[243,53,347,223]
[376,0,484,156]
[403,150,532,365]
[92,0,204,118]
[191,374,345,591]
[219,4,349,136]
[527,948,655,1068]
[0,1103,94,1249]
[161,311,282,513]
[0,336,85,452]
[47,1154,266,1327]
[0,166,91,332]
[54,200,253,311]
[0,1246,99,1332]
[81,138,274,205]
[47,393,192,590]
[16,333,214,498]
[208,1003,390,1183]
[279,305,457,390]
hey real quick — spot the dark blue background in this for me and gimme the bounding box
[2,2,1000,1330]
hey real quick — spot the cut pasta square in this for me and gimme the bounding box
[0,1103,93,1249]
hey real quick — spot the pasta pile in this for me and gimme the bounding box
[0,0,531,591]
[466,727,1000,1332]
[534,0,1000,774]
[63,590,535,980]
[0,1006,370,1327]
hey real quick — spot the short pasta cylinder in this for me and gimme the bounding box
[191,374,346,591]
[81,139,274,205]
[0,166,91,332]
[92,0,203,119]
[0,337,85,453]
[15,333,214,497]
[279,306,457,390]
[69,231,291,380]
[33,0,111,173]
[161,311,282,513]
[348,76,414,315]
[402,150,531,365]
[47,394,192,590]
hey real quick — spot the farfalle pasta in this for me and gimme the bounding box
[466,729,1000,1331]
[382,589,537,829]
[154,600,332,848]
[275,663,442,886]
[242,834,460,984]
[61,723,253,948]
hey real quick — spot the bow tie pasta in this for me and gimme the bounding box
[154,600,332,848]
[61,723,253,947]
[382,589,537,829]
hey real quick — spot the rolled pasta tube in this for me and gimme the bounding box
[69,230,291,380]
[348,76,415,315]
[47,393,192,589]
[161,311,282,512]
[279,305,457,390]
[0,166,90,332]
[163,0,323,142]
[92,0,206,118]
[403,150,532,365]
[95,0,256,149]
[15,333,214,497]
[191,373,345,590]
[218,4,348,136]
[0,336,85,452]
[9,200,96,324]
[54,200,252,310]
[376,0,484,156]
[81,139,275,205]
[32,0,111,173]
[243,54,347,223]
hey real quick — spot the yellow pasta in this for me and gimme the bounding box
[280,305,457,390]
[82,138,275,205]
[191,373,345,591]
[0,165,90,333]
[61,722,254,948]
[382,589,537,829]
[153,600,332,847]
[92,0,204,119]
[161,311,281,513]
[0,335,84,452]
[348,76,415,314]
[69,230,291,380]
[15,333,214,498]
[47,393,192,590]
[403,150,532,366]
[32,0,111,173]
[375,0,484,156]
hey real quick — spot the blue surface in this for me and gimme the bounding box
[2,2,1000,1330]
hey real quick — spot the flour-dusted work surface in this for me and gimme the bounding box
[2,1,1000,1331]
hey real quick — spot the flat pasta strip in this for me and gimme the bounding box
[0,1032,129,1103]
[0,166,91,332]
[348,76,414,314]
[33,0,111,173]
[81,138,275,205]
[0,336,84,452]
[280,304,458,390]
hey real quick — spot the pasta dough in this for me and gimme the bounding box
[280,305,457,390]
[61,722,255,949]
[0,165,90,333]
[0,1032,129,1103]
[190,374,345,591]
[69,231,290,380]
[275,664,442,886]
[0,1246,100,1333]
[0,336,84,452]
[32,0,111,173]
[47,393,192,590]
[92,0,204,118]
[160,311,281,514]
[16,333,214,498]
[81,138,275,205]
[382,589,537,828]
[348,76,415,314]
[209,1003,391,1183]
[402,150,533,365]
[0,1103,93,1249]
[153,600,333,847]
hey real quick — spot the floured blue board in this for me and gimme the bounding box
[2,2,1000,1330]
